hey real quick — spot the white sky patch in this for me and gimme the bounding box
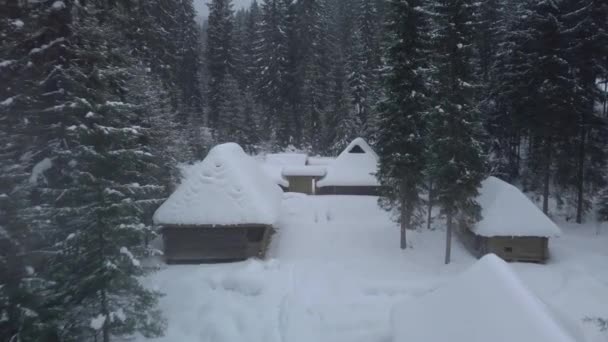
[193,0,252,20]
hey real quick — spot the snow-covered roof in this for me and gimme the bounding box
[260,163,289,188]
[392,254,580,342]
[265,153,308,166]
[307,156,335,166]
[282,166,327,177]
[153,143,283,226]
[473,177,561,237]
[316,138,379,187]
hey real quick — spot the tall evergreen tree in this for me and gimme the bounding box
[427,0,487,263]
[294,0,331,152]
[206,0,236,131]
[0,1,169,340]
[376,0,432,249]
[255,0,290,145]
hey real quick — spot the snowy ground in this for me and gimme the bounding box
[139,195,608,342]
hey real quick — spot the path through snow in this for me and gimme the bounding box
[139,195,608,342]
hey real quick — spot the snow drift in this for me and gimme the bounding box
[153,143,283,226]
[391,254,579,342]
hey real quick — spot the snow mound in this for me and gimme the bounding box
[391,254,578,342]
[153,143,283,226]
[265,153,308,166]
[317,138,379,187]
[474,176,561,237]
[282,166,326,177]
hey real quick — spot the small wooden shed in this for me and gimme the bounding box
[261,153,309,192]
[316,138,381,196]
[458,177,561,263]
[282,166,326,194]
[153,143,282,264]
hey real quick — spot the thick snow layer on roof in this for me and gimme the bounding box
[392,254,579,342]
[306,156,335,166]
[473,177,561,237]
[265,153,307,166]
[153,143,283,226]
[282,166,326,177]
[260,163,289,188]
[316,138,379,187]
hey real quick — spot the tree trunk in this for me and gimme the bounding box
[102,289,110,342]
[445,212,453,264]
[426,179,433,230]
[575,126,586,224]
[400,197,408,249]
[542,137,552,215]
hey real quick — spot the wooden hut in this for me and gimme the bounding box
[316,138,381,196]
[153,143,282,264]
[261,153,309,192]
[458,177,561,263]
[282,166,326,194]
[392,254,580,342]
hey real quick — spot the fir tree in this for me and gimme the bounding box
[206,0,236,130]
[295,0,332,153]
[255,0,290,145]
[376,0,432,249]
[427,0,487,263]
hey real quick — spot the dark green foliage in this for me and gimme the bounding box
[376,0,432,244]
[427,0,487,223]
[207,0,237,130]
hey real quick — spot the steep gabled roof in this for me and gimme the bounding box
[153,143,283,226]
[392,254,580,342]
[474,177,561,237]
[316,138,379,187]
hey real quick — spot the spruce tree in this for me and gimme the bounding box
[255,0,290,145]
[294,0,331,153]
[427,0,486,263]
[0,1,168,340]
[376,0,432,249]
[206,0,236,131]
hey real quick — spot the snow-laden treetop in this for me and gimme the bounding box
[392,254,581,342]
[317,138,379,187]
[474,177,561,237]
[154,143,283,226]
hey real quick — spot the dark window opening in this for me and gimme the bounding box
[247,227,265,243]
[348,145,365,153]
[504,247,513,253]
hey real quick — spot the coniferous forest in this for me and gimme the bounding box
[1,0,607,341]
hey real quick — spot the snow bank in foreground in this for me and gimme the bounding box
[474,176,561,237]
[391,254,580,342]
[154,143,283,226]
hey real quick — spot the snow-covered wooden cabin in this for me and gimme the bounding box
[261,153,309,192]
[458,177,561,263]
[282,166,326,194]
[316,138,381,196]
[153,143,282,263]
[391,254,580,342]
